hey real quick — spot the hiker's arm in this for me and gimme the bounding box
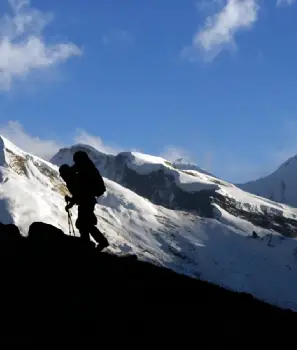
[65,197,76,212]
[65,195,77,206]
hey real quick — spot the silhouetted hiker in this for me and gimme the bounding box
[59,156,109,251]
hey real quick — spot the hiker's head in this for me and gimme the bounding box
[59,164,72,181]
[73,151,90,168]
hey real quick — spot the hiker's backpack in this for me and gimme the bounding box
[73,151,106,198]
[89,166,106,197]
[80,163,106,198]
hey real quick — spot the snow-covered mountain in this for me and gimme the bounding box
[52,144,297,237]
[2,135,297,311]
[239,155,297,208]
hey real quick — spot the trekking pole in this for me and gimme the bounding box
[69,211,75,236]
[67,210,71,235]
[67,209,76,236]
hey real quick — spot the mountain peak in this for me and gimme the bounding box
[239,153,297,207]
[50,143,110,168]
[0,135,58,174]
[0,134,26,167]
[276,154,297,172]
[172,157,214,177]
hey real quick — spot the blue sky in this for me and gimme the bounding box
[0,0,297,183]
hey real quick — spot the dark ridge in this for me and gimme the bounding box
[0,222,296,343]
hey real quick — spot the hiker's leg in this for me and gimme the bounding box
[89,226,109,246]
[76,205,91,242]
[86,203,109,248]
[79,228,91,242]
[78,200,108,249]
[85,209,108,245]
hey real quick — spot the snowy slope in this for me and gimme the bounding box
[1,135,297,312]
[239,155,297,208]
[0,136,71,234]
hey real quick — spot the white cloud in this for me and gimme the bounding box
[0,122,197,166]
[4,120,296,185]
[276,0,296,6]
[203,151,213,172]
[74,129,122,155]
[182,0,259,61]
[160,146,195,163]
[0,0,82,91]
[161,145,214,172]
[0,120,63,160]
[0,121,122,161]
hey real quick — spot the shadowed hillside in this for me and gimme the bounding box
[0,221,296,343]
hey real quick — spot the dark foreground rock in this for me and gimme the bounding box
[0,222,296,343]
